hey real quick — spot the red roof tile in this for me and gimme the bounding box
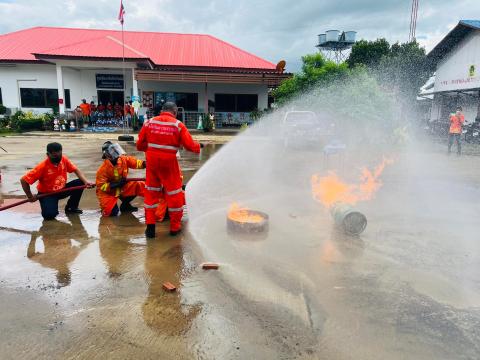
[0,27,276,70]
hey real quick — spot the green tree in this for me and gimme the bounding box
[346,39,432,120]
[273,53,349,103]
[377,41,430,101]
[346,38,390,68]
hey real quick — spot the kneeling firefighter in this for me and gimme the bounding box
[137,102,202,237]
[96,142,163,217]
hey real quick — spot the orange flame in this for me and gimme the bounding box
[228,203,264,223]
[311,158,393,208]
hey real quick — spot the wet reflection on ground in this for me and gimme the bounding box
[0,140,223,359]
[28,215,91,287]
[1,135,480,359]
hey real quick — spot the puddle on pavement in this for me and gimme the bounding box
[0,142,227,359]
[1,138,480,359]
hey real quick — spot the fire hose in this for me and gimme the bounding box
[0,177,146,212]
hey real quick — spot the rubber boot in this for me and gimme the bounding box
[120,196,138,212]
[145,224,156,238]
[169,228,182,236]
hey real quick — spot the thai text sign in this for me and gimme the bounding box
[96,74,124,89]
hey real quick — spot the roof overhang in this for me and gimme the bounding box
[135,69,291,87]
[423,88,480,97]
[427,20,480,67]
[32,54,155,69]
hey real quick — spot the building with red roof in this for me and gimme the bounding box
[0,27,289,127]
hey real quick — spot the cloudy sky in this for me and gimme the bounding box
[0,0,478,70]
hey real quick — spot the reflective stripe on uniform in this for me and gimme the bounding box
[168,207,183,212]
[148,143,179,151]
[145,185,163,192]
[100,183,109,192]
[166,187,182,196]
[144,203,159,209]
[149,120,180,128]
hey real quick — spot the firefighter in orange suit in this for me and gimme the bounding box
[448,106,465,155]
[137,102,202,237]
[96,141,147,217]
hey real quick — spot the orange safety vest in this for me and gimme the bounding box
[79,103,91,115]
[449,113,465,134]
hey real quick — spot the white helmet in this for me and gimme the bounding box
[102,142,125,160]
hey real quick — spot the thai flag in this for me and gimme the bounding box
[118,0,125,25]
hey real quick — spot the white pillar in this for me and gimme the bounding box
[56,64,65,114]
[132,69,138,98]
[204,82,208,113]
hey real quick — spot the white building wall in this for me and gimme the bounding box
[0,62,268,114]
[0,64,60,112]
[434,31,480,93]
[429,29,480,123]
[0,62,134,113]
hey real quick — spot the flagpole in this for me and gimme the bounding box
[118,0,133,141]
[122,19,126,135]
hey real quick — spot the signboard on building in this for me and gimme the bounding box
[96,74,124,89]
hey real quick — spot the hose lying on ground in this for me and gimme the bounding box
[0,178,146,212]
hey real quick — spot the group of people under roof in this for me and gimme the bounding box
[77,99,137,128]
[21,102,203,238]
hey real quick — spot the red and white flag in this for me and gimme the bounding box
[118,0,125,24]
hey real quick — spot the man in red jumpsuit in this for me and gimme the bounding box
[137,102,202,237]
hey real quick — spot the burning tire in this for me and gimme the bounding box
[227,204,269,233]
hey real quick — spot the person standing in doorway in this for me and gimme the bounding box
[79,99,91,127]
[124,101,132,127]
[90,101,97,126]
[448,106,465,155]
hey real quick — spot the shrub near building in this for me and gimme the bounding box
[8,111,51,132]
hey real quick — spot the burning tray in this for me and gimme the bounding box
[227,204,269,233]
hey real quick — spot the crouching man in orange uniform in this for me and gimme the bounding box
[137,102,202,238]
[95,141,147,217]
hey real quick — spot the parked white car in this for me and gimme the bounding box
[282,111,330,149]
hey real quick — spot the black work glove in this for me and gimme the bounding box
[200,143,205,148]
[110,178,127,189]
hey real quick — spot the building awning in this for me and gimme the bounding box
[135,69,291,87]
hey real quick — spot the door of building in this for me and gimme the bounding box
[97,90,124,106]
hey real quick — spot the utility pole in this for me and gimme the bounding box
[409,0,419,42]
